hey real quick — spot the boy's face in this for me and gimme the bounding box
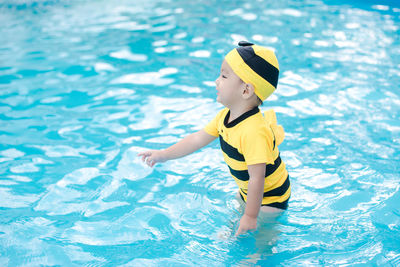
[215,60,245,108]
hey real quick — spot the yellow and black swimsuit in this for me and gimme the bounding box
[204,107,290,210]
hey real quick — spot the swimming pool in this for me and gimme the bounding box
[1,0,399,265]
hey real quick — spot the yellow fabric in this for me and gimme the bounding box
[204,108,290,206]
[264,109,285,146]
[205,108,274,164]
[224,45,279,101]
[240,187,291,206]
[253,45,279,69]
[203,109,223,137]
[233,160,288,193]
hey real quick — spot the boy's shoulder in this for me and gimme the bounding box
[243,109,265,126]
[219,107,230,115]
[213,107,229,121]
[239,110,268,135]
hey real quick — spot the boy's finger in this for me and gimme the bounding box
[236,226,249,236]
[146,158,154,167]
[138,152,152,162]
[235,227,243,236]
[138,151,149,156]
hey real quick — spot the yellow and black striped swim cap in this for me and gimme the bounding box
[225,41,279,101]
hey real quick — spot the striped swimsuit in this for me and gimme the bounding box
[204,107,290,209]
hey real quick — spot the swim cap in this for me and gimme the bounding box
[225,41,279,101]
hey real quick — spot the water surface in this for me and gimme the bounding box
[0,0,399,265]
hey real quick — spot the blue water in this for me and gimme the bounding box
[1,0,400,265]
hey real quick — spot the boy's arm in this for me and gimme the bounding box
[235,163,266,236]
[139,129,217,167]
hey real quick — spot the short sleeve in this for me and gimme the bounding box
[241,126,275,165]
[203,108,226,137]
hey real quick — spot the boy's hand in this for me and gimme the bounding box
[138,150,167,167]
[235,214,257,236]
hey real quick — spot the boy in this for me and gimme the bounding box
[138,41,290,236]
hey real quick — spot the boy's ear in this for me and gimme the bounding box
[242,83,255,99]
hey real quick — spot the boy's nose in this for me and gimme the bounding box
[215,77,219,86]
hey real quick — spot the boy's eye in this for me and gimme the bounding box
[222,75,227,78]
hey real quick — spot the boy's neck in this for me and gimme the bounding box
[228,104,258,123]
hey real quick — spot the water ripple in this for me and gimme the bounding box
[111,68,178,86]
[62,206,165,245]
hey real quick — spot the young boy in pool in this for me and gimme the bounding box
[139,41,290,236]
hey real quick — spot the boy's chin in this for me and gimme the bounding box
[216,98,228,107]
[216,97,228,105]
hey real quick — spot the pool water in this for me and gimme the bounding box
[1,0,400,265]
